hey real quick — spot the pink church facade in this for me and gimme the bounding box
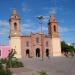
[9,9,61,58]
[0,46,10,59]
[0,9,61,59]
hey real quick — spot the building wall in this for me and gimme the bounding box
[21,36,32,58]
[0,46,10,59]
[44,37,52,57]
[10,37,21,58]
[21,33,52,58]
[51,38,61,56]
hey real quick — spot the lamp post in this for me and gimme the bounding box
[37,16,44,61]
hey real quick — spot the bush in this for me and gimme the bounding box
[0,62,12,75]
[39,71,48,75]
[0,69,12,75]
[0,49,24,68]
[0,63,3,69]
[0,58,24,68]
[6,60,24,68]
[0,58,7,64]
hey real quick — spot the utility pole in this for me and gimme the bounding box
[37,16,44,61]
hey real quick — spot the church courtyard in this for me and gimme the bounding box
[11,56,75,75]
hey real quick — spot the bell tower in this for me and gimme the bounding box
[9,8,20,37]
[48,16,59,37]
[9,9,21,58]
[48,15,61,56]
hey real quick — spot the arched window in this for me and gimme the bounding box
[36,37,39,43]
[54,25,56,32]
[14,23,17,31]
[46,41,48,47]
[26,41,29,47]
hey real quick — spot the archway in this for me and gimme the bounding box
[14,22,17,31]
[54,25,56,32]
[26,49,30,58]
[46,49,49,57]
[36,48,40,57]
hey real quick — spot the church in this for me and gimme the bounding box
[9,9,61,58]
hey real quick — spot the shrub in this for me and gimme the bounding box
[39,71,48,75]
[0,69,12,75]
[0,63,3,69]
[6,60,24,68]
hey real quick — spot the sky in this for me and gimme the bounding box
[0,0,75,45]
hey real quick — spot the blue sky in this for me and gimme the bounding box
[0,0,75,45]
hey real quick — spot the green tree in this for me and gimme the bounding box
[61,41,75,56]
[61,41,69,53]
[7,49,24,68]
[39,71,48,75]
[0,49,24,68]
[7,49,16,68]
[8,49,16,60]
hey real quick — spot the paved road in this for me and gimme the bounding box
[12,56,75,75]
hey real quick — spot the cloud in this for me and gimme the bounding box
[21,19,48,35]
[0,32,6,35]
[22,3,28,12]
[0,29,9,35]
[43,6,57,15]
[21,19,35,35]
[43,5,66,16]
[0,20,9,26]
[22,3,31,12]
[59,26,75,32]
[49,8,57,15]
[0,20,9,35]
[22,23,31,29]
[21,18,48,35]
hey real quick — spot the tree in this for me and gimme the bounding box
[7,49,24,68]
[0,49,24,68]
[0,49,23,75]
[8,49,16,60]
[7,49,16,68]
[61,41,75,56]
[61,41,69,53]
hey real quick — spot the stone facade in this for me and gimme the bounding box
[21,33,52,58]
[9,9,61,58]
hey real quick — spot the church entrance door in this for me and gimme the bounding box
[46,49,49,57]
[26,49,30,58]
[36,48,40,57]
